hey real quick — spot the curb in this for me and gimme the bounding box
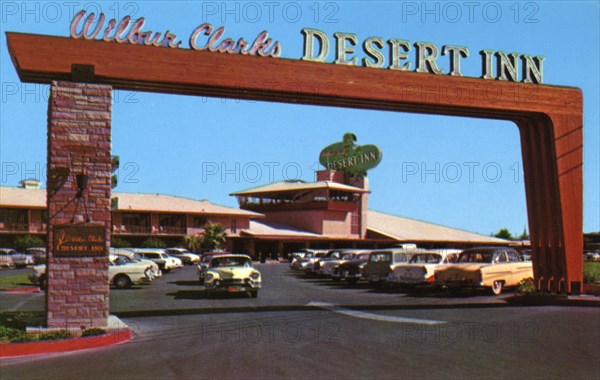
[0,328,132,359]
[0,287,41,293]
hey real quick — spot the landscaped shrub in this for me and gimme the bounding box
[141,238,166,248]
[82,327,106,337]
[110,237,131,248]
[516,277,537,295]
[0,311,45,330]
[13,235,45,253]
[583,262,600,283]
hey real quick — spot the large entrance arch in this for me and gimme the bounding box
[7,32,583,327]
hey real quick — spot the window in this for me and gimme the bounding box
[351,210,360,235]
[506,251,520,262]
[231,219,237,233]
[0,208,28,230]
[192,216,208,228]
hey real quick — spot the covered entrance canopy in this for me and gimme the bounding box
[7,31,583,300]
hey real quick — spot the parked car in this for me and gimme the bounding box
[204,254,261,298]
[319,250,372,279]
[312,249,346,275]
[132,248,178,272]
[28,254,154,290]
[434,247,533,295]
[165,248,200,265]
[198,251,232,284]
[299,251,328,274]
[362,248,419,287]
[332,252,373,285]
[0,248,34,268]
[387,250,461,287]
[290,251,326,271]
[111,248,162,278]
[108,254,155,288]
[24,247,47,264]
[28,264,47,289]
[585,251,600,262]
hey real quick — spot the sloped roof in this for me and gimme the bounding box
[231,180,369,196]
[0,186,46,208]
[0,187,262,218]
[367,210,508,244]
[112,193,263,217]
[241,220,322,238]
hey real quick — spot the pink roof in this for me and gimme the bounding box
[0,187,262,218]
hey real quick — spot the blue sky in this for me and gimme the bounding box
[1,1,598,236]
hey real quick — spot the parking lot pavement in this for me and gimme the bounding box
[2,263,599,379]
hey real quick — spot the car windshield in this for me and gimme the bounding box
[457,250,495,263]
[111,256,130,266]
[370,252,391,262]
[410,254,442,264]
[211,257,252,268]
[342,253,354,260]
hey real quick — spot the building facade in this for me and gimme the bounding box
[1,177,509,257]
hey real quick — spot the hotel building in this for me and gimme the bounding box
[1,175,508,257]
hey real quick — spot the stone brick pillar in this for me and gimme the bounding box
[46,81,112,329]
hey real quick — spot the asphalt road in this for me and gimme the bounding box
[1,263,599,379]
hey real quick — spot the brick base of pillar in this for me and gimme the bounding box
[46,81,112,329]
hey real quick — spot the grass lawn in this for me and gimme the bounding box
[0,273,32,288]
[584,262,600,284]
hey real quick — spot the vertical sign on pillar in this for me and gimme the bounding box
[46,81,112,329]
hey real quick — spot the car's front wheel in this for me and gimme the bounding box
[249,291,258,298]
[114,274,132,289]
[491,280,504,295]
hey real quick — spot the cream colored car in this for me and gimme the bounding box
[387,250,461,286]
[434,247,533,295]
[204,255,261,298]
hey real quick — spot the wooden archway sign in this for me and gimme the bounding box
[7,32,583,293]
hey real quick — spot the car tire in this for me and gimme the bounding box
[346,278,359,285]
[114,274,132,289]
[491,280,504,295]
[250,291,258,298]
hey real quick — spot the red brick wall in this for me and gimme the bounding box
[46,81,112,329]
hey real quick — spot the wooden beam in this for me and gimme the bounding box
[6,32,584,293]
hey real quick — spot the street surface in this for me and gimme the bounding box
[1,263,599,379]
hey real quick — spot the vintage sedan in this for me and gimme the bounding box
[197,251,232,284]
[166,248,200,265]
[0,248,34,268]
[332,252,372,284]
[320,250,371,279]
[29,254,154,290]
[434,247,533,295]
[387,250,461,287]
[362,248,418,288]
[108,254,155,289]
[204,255,261,298]
[133,248,179,272]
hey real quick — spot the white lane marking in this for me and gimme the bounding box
[307,302,447,325]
